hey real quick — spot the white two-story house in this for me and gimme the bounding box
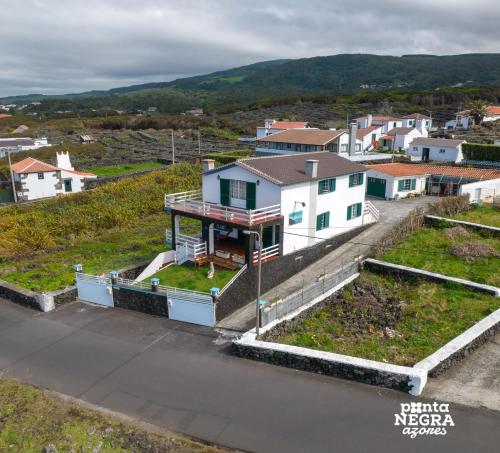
[164,152,376,269]
[401,113,432,131]
[256,119,311,139]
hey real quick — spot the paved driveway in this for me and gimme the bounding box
[0,299,498,453]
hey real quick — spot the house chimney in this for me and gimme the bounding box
[305,159,318,179]
[367,114,373,127]
[348,122,358,156]
[202,159,215,172]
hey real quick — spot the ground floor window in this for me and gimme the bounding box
[398,178,416,191]
[316,212,330,231]
[347,202,362,220]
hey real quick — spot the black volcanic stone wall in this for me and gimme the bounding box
[216,224,371,321]
[0,279,41,311]
[112,286,169,317]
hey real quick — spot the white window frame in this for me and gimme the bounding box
[230,180,247,201]
[402,179,412,190]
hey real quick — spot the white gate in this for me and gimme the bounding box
[76,273,114,307]
[167,289,215,327]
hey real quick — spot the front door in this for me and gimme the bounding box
[64,179,73,192]
[422,147,430,161]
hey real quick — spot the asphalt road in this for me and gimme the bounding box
[0,299,498,453]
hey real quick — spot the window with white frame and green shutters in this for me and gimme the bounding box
[318,178,336,195]
[347,202,363,220]
[349,173,364,187]
[397,179,416,192]
[316,212,330,231]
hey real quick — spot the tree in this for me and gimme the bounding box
[466,100,490,126]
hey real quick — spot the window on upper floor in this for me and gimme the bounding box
[37,172,44,180]
[318,178,336,195]
[349,172,364,187]
[230,180,247,200]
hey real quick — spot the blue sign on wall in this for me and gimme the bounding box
[289,211,303,225]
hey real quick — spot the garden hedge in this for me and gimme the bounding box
[462,143,500,162]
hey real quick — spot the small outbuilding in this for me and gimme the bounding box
[406,137,465,163]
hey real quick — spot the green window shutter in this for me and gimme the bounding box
[359,173,364,185]
[357,203,362,217]
[347,205,352,220]
[246,182,256,210]
[316,214,322,231]
[329,178,336,192]
[411,179,416,190]
[349,174,354,187]
[398,180,405,191]
[318,180,323,195]
[325,211,330,228]
[220,179,230,206]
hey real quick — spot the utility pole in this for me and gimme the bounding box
[171,129,175,164]
[7,151,18,203]
[198,129,201,155]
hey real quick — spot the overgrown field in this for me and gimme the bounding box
[451,204,500,228]
[277,271,499,365]
[380,226,500,286]
[87,161,167,177]
[0,163,200,291]
[0,377,226,452]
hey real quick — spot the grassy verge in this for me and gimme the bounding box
[451,205,500,228]
[379,226,500,286]
[148,263,237,293]
[87,161,167,177]
[277,272,499,365]
[0,376,227,452]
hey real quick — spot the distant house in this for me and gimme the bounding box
[356,126,383,151]
[406,137,466,163]
[255,128,362,157]
[379,127,426,152]
[79,134,96,144]
[184,108,204,116]
[445,105,500,130]
[0,137,50,158]
[355,114,402,133]
[256,119,310,139]
[401,113,432,131]
[0,113,12,119]
[13,125,29,134]
[366,162,500,200]
[11,152,96,201]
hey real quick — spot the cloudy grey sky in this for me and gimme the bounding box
[1,0,499,97]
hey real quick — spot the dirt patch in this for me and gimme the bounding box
[450,241,500,262]
[327,278,404,335]
[444,226,470,239]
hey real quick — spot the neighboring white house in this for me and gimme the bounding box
[256,119,311,139]
[356,126,383,151]
[355,114,403,133]
[366,162,500,200]
[11,152,96,201]
[255,128,363,157]
[165,153,375,266]
[379,127,427,152]
[445,105,500,130]
[0,137,50,158]
[401,113,433,131]
[406,137,466,163]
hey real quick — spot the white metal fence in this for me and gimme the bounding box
[218,264,248,296]
[252,244,280,264]
[260,262,359,326]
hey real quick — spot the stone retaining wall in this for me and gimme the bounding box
[0,279,41,311]
[424,214,500,236]
[84,165,169,190]
[112,286,169,317]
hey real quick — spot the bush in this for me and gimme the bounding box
[430,195,471,217]
[462,143,500,162]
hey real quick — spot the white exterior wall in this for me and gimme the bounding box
[367,169,427,199]
[406,144,463,163]
[377,120,402,133]
[459,178,500,203]
[393,129,424,151]
[401,118,432,130]
[202,166,281,209]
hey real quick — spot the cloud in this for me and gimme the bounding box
[0,0,499,96]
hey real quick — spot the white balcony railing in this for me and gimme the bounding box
[252,244,280,265]
[165,190,281,225]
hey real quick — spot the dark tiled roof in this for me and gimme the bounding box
[213,152,366,186]
[402,113,431,120]
[256,129,346,146]
[386,127,415,136]
[410,137,465,147]
[0,138,35,147]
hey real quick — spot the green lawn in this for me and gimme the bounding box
[451,205,500,227]
[0,377,225,453]
[148,262,237,293]
[87,161,167,177]
[277,272,499,365]
[0,213,168,292]
[380,227,500,287]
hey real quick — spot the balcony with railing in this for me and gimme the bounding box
[164,189,281,226]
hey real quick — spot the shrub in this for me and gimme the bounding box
[430,195,471,217]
